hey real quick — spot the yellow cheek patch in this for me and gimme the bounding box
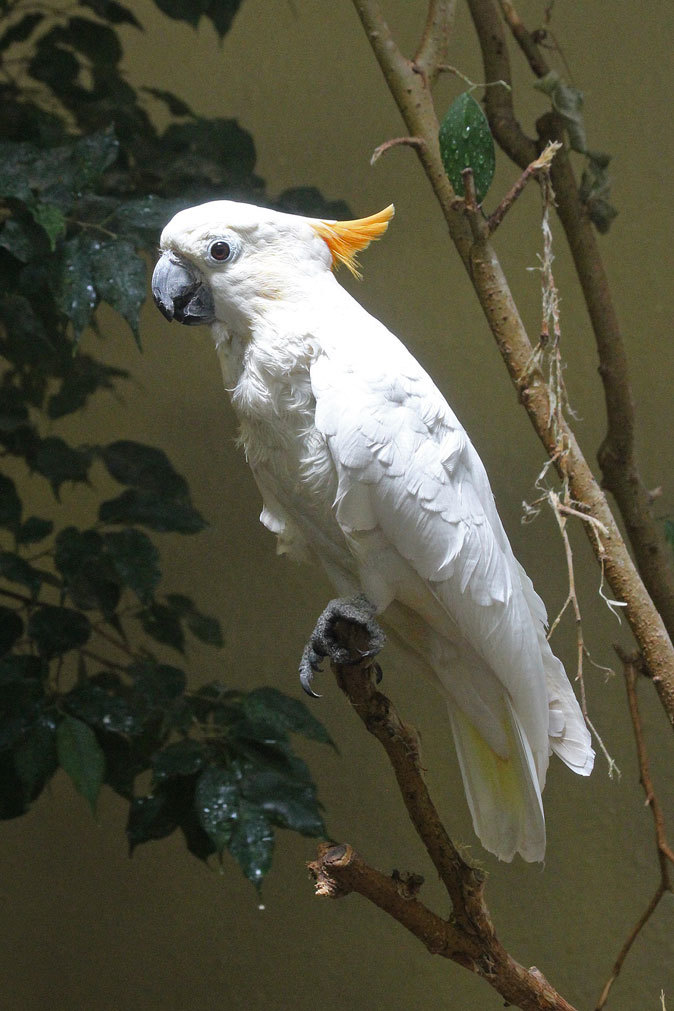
[312,204,394,278]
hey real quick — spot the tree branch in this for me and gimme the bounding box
[595,652,673,1008]
[352,0,674,729]
[468,0,674,640]
[413,0,456,84]
[309,644,577,1011]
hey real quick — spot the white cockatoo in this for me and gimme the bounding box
[152,199,594,862]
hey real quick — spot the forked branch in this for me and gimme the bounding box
[309,640,577,1011]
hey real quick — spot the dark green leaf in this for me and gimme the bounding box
[0,749,28,818]
[48,355,128,419]
[66,679,147,736]
[54,526,120,617]
[142,87,195,117]
[241,767,324,836]
[66,16,123,64]
[0,551,43,595]
[228,800,274,885]
[138,601,185,652]
[126,791,177,851]
[0,12,44,52]
[0,672,43,747]
[33,436,93,496]
[28,604,91,656]
[99,488,206,533]
[150,0,207,28]
[104,528,161,602]
[165,593,223,648]
[130,661,186,707]
[203,0,242,38]
[29,202,66,249]
[0,388,29,433]
[27,38,80,96]
[152,739,205,783]
[243,687,334,746]
[50,235,98,341]
[109,196,188,245]
[13,720,58,801]
[80,0,142,28]
[57,714,105,812]
[438,91,495,203]
[195,764,239,852]
[275,187,351,220]
[0,216,40,262]
[16,516,53,545]
[0,473,22,532]
[54,527,104,581]
[91,241,146,343]
[101,440,188,497]
[0,653,46,684]
[0,606,23,655]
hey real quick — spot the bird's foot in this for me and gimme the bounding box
[299,594,386,698]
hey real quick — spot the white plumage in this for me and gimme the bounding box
[152,199,594,862]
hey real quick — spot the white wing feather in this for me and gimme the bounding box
[311,342,592,861]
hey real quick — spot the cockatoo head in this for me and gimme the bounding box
[152,199,394,334]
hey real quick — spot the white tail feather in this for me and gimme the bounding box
[446,696,546,862]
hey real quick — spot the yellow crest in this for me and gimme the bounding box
[312,204,394,278]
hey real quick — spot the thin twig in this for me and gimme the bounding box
[488,141,561,233]
[595,653,673,1009]
[370,136,424,165]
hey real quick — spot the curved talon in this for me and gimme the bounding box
[373,662,383,684]
[299,646,323,698]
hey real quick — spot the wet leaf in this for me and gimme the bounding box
[228,800,274,885]
[195,764,239,852]
[241,767,324,836]
[152,739,205,783]
[126,791,177,851]
[56,714,105,812]
[130,661,186,707]
[243,687,333,746]
[439,91,495,203]
[91,241,146,343]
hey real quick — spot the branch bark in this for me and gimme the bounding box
[309,647,577,1011]
[351,0,674,729]
[467,0,674,640]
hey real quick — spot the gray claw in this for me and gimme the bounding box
[299,644,323,698]
[298,594,386,698]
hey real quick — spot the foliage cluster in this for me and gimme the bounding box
[0,0,347,884]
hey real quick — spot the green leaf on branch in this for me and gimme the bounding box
[195,764,239,852]
[16,516,54,545]
[228,800,274,886]
[165,592,223,648]
[104,528,161,602]
[99,488,206,533]
[151,739,205,783]
[0,607,23,655]
[439,91,495,203]
[28,604,91,656]
[101,441,188,498]
[0,474,22,533]
[56,714,105,813]
[0,551,44,596]
[241,767,324,837]
[14,720,58,801]
[242,687,334,747]
[138,601,185,652]
[91,241,146,344]
[33,437,93,496]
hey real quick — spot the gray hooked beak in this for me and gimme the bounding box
[152,251,215,326]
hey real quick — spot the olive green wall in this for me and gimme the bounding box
[4,3,673,1009]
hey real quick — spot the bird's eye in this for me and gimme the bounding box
[208,239,232,262]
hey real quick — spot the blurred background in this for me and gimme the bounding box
[3,1,673,1008]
